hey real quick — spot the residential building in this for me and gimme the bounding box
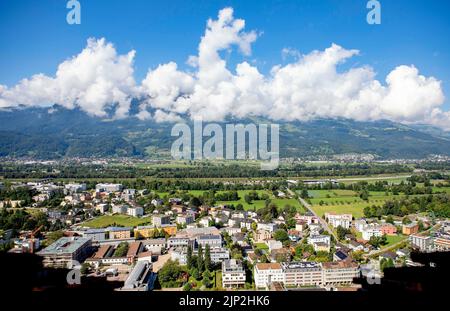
[362,226,382,241]
[176,213,195,225]
[282,262,322,287]
[254,229,271,243]
[95,183,123,193]
[322,261,360,285]
[109,227,131,240]
[167,237,193,248]
[171,246,229,265]
[257,222,278,233]
[64,183,86,194]
[222,259,246,288]
[379,223,397,235]
[127,206,144,217]
[410,234,433,252]
[266,239,282,252]
[196,234,222,248]
[434,235,450,251]
[152,215,170,227]
[325,213,352,229]
[254,263,284,289]
[112,205,127,214]
[402,223,419,235]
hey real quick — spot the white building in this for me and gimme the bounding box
[325,213,352,229]
[222,259,246,288]
[95,183,123,193]
[362,225,382,241]
[127,206,144,217]
[254,263,284,289]
[112,205,127,214]
[410,234,433,252]
[257,222,278,233]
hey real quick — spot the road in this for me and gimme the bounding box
[336,175,411,182]
[287,188,338,241]
[367,222,442,258]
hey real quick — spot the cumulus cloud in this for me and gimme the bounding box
[0,7,448,129]
[0,38,137,118]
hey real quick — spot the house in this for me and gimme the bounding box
[362,225,382,241]
[348,240,364,252]
[354,219,368,232]
[266,239,282,252]
[307,234,331,246]
[333,250,349,261]
[150,199,162,207]
[288,229,301,242]
[402,223,419,235]
[379,223,397,235]
[176,214,195,225]
[127,206,144,217]
[240,219,253,230]
[295,220,307,232]
[220,227,241,236]
[199,217,211,227]
[152,215,170,227]
[254,230,271,243]
[222,259,246,288]
[257,222,278,233]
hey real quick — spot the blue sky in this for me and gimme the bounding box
[0,0,449,111]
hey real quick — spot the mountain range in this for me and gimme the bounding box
[0,106,449,159]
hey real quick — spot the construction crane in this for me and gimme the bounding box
[30,225,43,239]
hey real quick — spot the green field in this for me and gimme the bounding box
[310,203,367,218]
[382,234,408,248]
[83,214,150,228]
[217,190,303,211]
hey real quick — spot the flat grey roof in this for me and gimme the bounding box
[38,237,90,255]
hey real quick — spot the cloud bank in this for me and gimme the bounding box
[0,7,448,129]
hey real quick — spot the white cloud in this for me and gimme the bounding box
[0,38,137,118]
[0,7,448,129]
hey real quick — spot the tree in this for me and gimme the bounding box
[204,244,211,271]
[244,194,252,205]
[273,229,289,242]
[158,260,184,288]
[197,244,204,272]
[300,189,309,199]
[80,263,90,275]
[336,225,350,241]
[186,245,193,269]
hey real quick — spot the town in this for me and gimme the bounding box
[1,162,449,292]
